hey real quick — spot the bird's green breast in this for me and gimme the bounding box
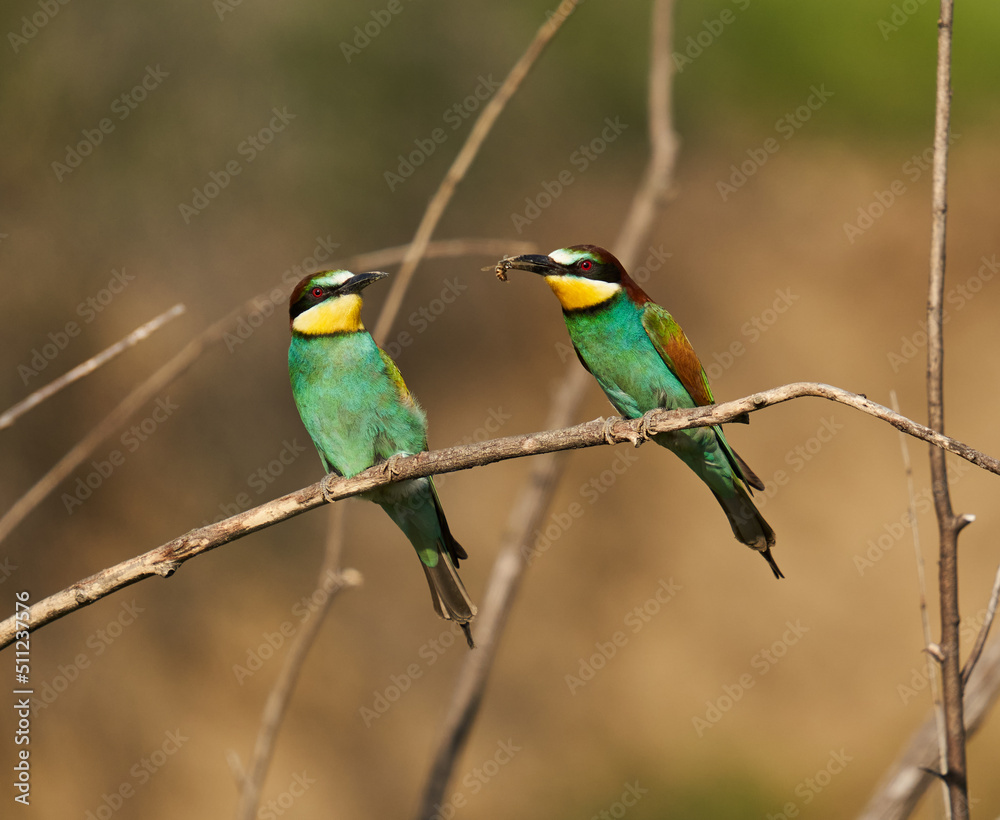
[288,330,426,477]
[562,293,694,418]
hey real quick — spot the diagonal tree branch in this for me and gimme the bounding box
[226,4,581,809]
[856,636,1000,820]
[0,238,532,549]
[372,0,583,343]
[0,303,186,430]
[414,1,682,814]
[2,381,998,652]
[232,505,361,820]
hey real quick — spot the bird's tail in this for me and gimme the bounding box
[711,485,783,579]
[377,477,478,647]
[421,556,477,648]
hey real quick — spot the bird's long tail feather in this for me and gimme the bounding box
[712,486,783,579]
[421,558,477,648]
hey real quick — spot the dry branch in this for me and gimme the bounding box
[924,1,966,816]
[233,505,361,820]
[0,303,186,430]
[230,3,580,809]
[0,239,532,548]
[372,0,582,343]
[2,383,996,649]
[857,637,1000,820]
[415,1,681,813]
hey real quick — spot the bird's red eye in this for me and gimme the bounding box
[579,259,593,271]
[311,287,324,298]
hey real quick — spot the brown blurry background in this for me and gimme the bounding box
[2,1,1000,818]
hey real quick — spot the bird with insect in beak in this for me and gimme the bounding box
[288,269,477,646]
[496,245,781,578]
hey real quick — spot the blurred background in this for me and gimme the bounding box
[2,0,1000,817]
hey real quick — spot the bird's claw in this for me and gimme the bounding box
[322,474,339,503]
[634,410,658,446]
[601,417,619,446]
[381,455,404,481]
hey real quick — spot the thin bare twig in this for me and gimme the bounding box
[0,239,532,548]
[890,390,950,813]
[415,2,683,814]
[0,304,186,430]
[962,563,1000,685]
[856,636,1000,820]
[229,0,567,800]
[2,381,999,651]
[925,1,967,816]
[234,505,361,820]
[373,0,582,343]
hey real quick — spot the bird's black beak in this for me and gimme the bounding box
[502,254,560,276]
[341,270,389,294]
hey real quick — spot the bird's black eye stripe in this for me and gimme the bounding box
[290,284,330,319]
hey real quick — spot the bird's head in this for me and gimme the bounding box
[289,269,389,335]
[501,244,650,311]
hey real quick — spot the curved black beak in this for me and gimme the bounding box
[503,254,560,276]
[341,270,389,294]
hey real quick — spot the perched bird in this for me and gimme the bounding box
[499,245,781,578]
[288,269,477,645]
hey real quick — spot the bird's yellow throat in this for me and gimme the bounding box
[544,275,620,311]
[292,294,365,335]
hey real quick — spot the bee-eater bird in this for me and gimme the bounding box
[288,269,477,645]
[500,245,781,578]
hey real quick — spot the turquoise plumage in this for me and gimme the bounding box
[502,245,781,578]
[288,270,476,644]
